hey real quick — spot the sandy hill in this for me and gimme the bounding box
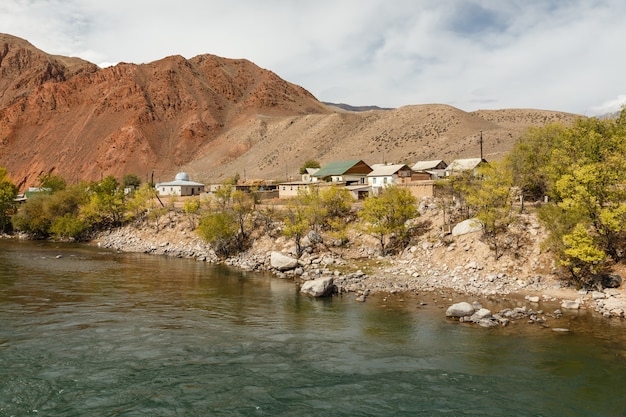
[0,33,581,188]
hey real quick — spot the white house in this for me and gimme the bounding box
[367,163,413,189]
[156,172,205,196]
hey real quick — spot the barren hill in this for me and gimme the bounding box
[0,33,581,189]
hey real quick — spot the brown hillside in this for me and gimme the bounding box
[187,105,581,183]
[0,33,581,188]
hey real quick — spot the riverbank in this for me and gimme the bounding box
[92,206,626,320]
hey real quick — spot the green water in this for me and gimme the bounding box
[1,240,626,416]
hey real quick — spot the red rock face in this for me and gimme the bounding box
[0,34,328,189]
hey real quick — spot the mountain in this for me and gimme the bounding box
[0,33,581,189]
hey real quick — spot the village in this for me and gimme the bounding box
[154,157,487,201]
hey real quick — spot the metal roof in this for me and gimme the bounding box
[412,160,447,171]
[445,158,486,172]
[313,159,363,177]
[367,163,410,177]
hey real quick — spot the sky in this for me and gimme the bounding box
[1,0,625,116]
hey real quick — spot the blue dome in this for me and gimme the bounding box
[175,172,190,181]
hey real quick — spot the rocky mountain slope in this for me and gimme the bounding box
[0,33,581,189]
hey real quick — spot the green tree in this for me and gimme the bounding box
[122,173,142,190]
[319,184,354,222]
[38,173,67,193]
[299,159,321,174]
[0,167,18,232]
[358,186,418,255]
[126,183,158,221]
[183,197,201,230]
[82,176,126,227]
[12,194,51,238]
[464,162,518,259]
[282,197,310,257]
[510,111,626,287]
[560,223,608,288]
[197,211,238,257]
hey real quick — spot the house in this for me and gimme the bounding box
[278,181,312,199]
[367,163,413,189]
[411,160,448,179]
[156,172,205,196]
[445,158,488,176]
[301,167,320,183]
[312,159,372,185]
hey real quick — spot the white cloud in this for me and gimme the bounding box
[1,0,625,115]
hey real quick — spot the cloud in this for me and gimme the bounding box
[1,0,625,115]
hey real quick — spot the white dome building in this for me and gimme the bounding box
[156,172,205,196]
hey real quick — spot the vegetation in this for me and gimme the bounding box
[196,184,255,257]
[464,162,519,259]
[299,159,321,174]
[4,110,626,292]
[507,110,626,288]
[0,167,18,233]
[358,186,418,255]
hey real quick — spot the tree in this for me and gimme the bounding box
[38,173,67,193]
[282,198,310,258]
[299,159,321,175]
[509,111,626,287]
[122,173,142,190]
[560,223,608,289]
[81,176,126,227]
[358,186,418,255]
[183,197,201,229]
[196,211,238,257]
[126,183,158,221]
[464,162,518,259]
[0,168,18,233]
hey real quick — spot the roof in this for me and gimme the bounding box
[367,163,410,177]
[412,160,447,171]
[313,159,363,177]
[304,167,320,175]
[157,179,205,187]
[156,172,205,187]
[445,158,487,172]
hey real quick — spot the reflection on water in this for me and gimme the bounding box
[1,239,626,416]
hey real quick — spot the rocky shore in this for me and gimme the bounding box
[94,208,626,321]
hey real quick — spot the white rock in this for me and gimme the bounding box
[452,219,483,236]
[300,277,335,297]
[592,291,607,300]
[561,300,580,310]
[446,302,475,317]
[270,251,299,271]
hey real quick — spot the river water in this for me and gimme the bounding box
[1,240,626,416]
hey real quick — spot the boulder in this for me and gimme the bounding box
[270,251,298,271]
[452,219,483,236]
[561,300,580,310]
[601,274,622,289]
[300,277,335,297]
[446,302,475,318]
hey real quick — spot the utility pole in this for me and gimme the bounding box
[479,130,484,160]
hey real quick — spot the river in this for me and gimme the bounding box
[1,239,626,416]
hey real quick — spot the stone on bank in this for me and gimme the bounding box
[300,277,335,297]
[270,251,299,271]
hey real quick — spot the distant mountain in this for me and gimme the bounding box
[0,33,582,189]
[322,102,394,112]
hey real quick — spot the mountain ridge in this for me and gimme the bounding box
[0,33,582,189]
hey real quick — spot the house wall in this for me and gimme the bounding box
[399,181,435,198]
[278,183,310,199]
[159,185,204,196]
